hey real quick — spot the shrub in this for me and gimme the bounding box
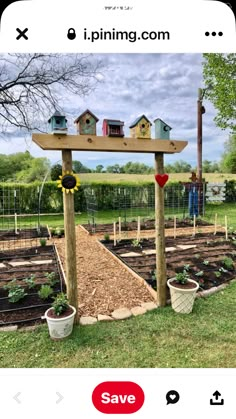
[38,285,53,300]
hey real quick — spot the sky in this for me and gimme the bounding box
[0,53,230,169]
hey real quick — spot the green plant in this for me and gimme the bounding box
[195,270,204,277]
[50,228,56,236]
[23,274,36,289]
[175,270,189,285]
[103,233,110,241]
[195,254,200,259]
[45,272,59,287]
[214,271,222,278]
[183,264,191,271]
[40,238,47,246]
[203,260,209,265]
[38,285,53,300]
[3,278,17,291]
[52,293,70,316]
[131,238,142,248]
[222,257,234,269]
[8,286,27,303]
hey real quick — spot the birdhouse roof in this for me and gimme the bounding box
[48,110,66,123]
[104,119,124,126]
[153,118,172,130]
[74,109,99,123]
[129,115,152,128]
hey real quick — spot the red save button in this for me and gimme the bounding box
[92,381,144,414]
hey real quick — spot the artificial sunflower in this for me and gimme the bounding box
[57,171,80,194]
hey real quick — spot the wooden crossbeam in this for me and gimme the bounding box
[32,134,187,154]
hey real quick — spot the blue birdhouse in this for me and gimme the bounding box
[154,118,172,140]
[48,111,68,135]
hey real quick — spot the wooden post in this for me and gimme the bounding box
[118,216,121,240]
[137,216,141,241]
[214,213,217,235]
[113,222,117,246]
[155,153,167,306]
[225,215,228,240]
[173,216,176,239]
[62,149,78,317]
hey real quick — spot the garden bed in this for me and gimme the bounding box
[101,232,236,293]
[0,226,49,241]
[0,244,65,325]
[83,217,212,234]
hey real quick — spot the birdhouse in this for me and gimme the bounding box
[74,109,99,135]
[48,111,68,135]
[154,118,172,140]
[129,115,152,139]
[102,119,124,137]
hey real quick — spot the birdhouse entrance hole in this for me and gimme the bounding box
[86,119,90,124]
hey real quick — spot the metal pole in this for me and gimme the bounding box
[197,88,203,184]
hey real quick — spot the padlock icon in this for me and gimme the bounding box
[67,28,76,40]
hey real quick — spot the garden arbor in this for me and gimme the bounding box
[32,133,188,316]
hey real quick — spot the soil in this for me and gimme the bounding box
[0,245,65,326]
[169,280,198,290]
[0,227,49,241]
[102,232,236,294]
[82,218,212,234]
[46,306,74,319]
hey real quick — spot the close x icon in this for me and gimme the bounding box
[16,27,28,40]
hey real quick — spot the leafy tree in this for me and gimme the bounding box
[72,160,91,173]
[51,164,62,180]
[122,161,153,174]
[0,54,104,133]
[95,165,105,173]
[221,134,236,173]
[106,164,123,173]
[16,157,51,182]
[203,54,236,131]
[202,160,220,173]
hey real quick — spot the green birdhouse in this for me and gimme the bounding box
[48,111,68,135]
[74,109,99,135]
[154,118,172,140]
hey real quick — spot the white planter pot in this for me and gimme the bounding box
[44,305,76,339]
[167,278,199,314]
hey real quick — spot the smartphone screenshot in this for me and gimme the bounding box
[0,0,235,417]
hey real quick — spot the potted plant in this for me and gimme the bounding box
[43,293,76,340]
[167,270,199,314]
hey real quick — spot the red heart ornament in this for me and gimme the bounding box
[155,174,169,187]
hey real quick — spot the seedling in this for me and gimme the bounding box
[23,274,36,289]
[131,238,142,248]
[38,285,53,300]
[214,271,221,278]
[195,270,204,277]
[203,260,209,266]
[103,233,110,241]
[40,238,47,246]
[183,264,191,271]
[45,272,59,287]
[222,257,234,269]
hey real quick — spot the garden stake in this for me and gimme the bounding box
[174,215,176,239]
[113,222,117,246]
[137,216,141,241]
[214,213,217,235]
[225,215,228,240]
[118,216,121,240]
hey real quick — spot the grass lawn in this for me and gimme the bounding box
[0,280,236,368]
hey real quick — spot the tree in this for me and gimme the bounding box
[16,157,51,182]
[0,54,103,133]
[95,164,104,173]
[221,134,236,173]
[51,164,62,180]
[203,54,236,131]
[72,160,91,173]
[106,164,123,173]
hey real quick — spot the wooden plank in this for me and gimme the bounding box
[32,134,188,154]
[155,153,167,307]
[62,150,78,320]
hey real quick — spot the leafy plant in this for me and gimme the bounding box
[214,271,222,278]
[131,238,142,248]
[203,260,209,265]
[38,285,53,300]
[45,272,59,287]
[195,270,204,277]
[23,274,36,289]
[222,257,234,269]
[103,233,110,241]
[40,238,47,246]
[8,287,27,303]
[183,264,191,271]
[52,293,70,316]
[175,270,189,285]
[3,278,17,291]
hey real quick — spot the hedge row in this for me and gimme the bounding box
[0,180,235,213]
